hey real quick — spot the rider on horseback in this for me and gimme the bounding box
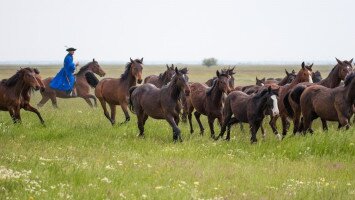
[49,47,79,96]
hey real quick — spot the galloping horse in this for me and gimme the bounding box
[301,72,355,133]
[186,70,231,138]
[205,66,236,89]
[38,59,105,108]
[94,58,143,125]
[0,68,45,124]
[274,62,314,137]
[129,67,190,142]
[216,86,279,143]
[285,58,353,133]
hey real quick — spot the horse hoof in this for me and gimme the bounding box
[276,134,282,141]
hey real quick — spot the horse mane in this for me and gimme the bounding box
[206,79,216,96]
[344,72,355,86]
[2,70,22,87]
[253,88,269,99]
[75,62,92,76]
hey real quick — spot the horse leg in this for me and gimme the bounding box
[23,104,45,124]
[194,111,204,135]
[13,107,21,123]
[109,104,116,125]
[260,122,266,140]
[137,113,146,137]
[99,99,111,124]
[293,109,301,135]
[37,96,50,108]
[207,116,216,138]
[120,102,130,124]
[269,116,281,140]
[250,121,261,144]
[321,119,328,131]
[281,115,289,138]
[239,122,244,132]
[188,112,194,134]
[226,117,239,141]
[87,94,97,107]
[50,96,58,108]
[83,97,94,108]
[166,114,182,142]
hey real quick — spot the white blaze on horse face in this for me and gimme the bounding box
[261,83,265,86]
[271,95,279,116]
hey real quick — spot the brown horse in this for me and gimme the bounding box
[129,67,190,142]
[144,64,176,88]
[285,58,353,133]
[301,72,355,133]
[205,66,236,89]
[274,62,314,137]
[186,70,231,138]
[95,58,143,125]
[216,86,279,143]
[0,68,45,124]
[38,59,105,108]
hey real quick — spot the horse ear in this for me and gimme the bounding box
[301,62,305,69]
[171,64,174,69]
[349,58,353,64]
[292,69,296,74]
[285,69,289,76]
[335,57,343,65]
[166,64,169,70]
[93,58,95,62]
[175,67,179,74]
[256,76,258,81]
[140,57,144,63]
[130,57,134,63]
[216,70,220,77]
[262,78,266,82]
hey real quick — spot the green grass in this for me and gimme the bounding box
[0,65,354,199]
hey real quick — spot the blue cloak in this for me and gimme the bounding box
[50,53,76,92]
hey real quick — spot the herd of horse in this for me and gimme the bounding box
[0,58,354,143]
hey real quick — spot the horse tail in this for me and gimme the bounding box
[283,92,294,117]
[290,85,306,105]
[128,86,138,113]
[85,72,99,88]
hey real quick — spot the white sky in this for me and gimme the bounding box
[0,0,354,64]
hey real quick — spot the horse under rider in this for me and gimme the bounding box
[49,47,79,96]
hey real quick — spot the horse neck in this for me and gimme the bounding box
[76,66,92,77]
[319,65,341,88]
[290,74,306,87]
[345,80,355,103]
[121,72,137,89]
[160,72,169,84]
[209,82,224,106]
[252,95,267,116]
[13,79,26,97]
[167,81,182,100]
[278,76,289,86]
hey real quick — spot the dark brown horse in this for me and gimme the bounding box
[0,68,45,124]
[205,66,236,89]
[301,72,355,133]
[274,62,314,137]
[144,64,176,88]
[94,58,143,125]
[186,70,231,138]
[38,59,106,108]
[129,67,190,142]
[215,86,279,143]
[285,58,353,133]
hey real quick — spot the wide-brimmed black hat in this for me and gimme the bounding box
[66,47,77,51]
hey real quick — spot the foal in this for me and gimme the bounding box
[129,68,190,142]
[187,70,231,138]
[216,86,279,143]
[301,72,355,133]
[0,68,45,124]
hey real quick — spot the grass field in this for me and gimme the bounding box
[0,64,354,199]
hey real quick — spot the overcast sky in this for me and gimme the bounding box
[0,0,354,64]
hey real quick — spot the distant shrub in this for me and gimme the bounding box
[202,58,218,67]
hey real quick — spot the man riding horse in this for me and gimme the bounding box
[49,47,79,96]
